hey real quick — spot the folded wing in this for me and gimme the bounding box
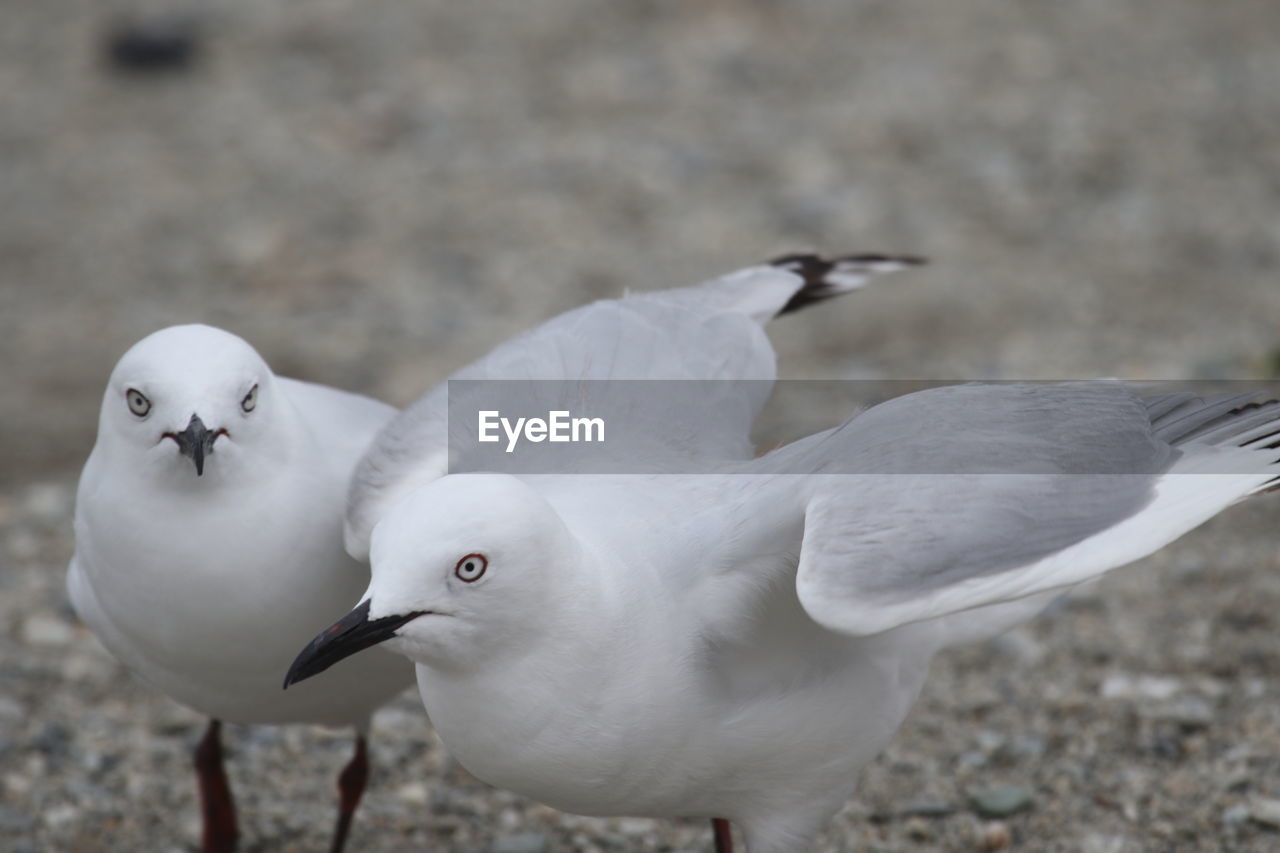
[780,383,1280,637]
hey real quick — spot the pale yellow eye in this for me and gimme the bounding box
[454,553,488,583]
[126,388,151,417]
[241,384,258,413]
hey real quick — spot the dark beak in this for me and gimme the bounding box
[171,413,219,476]
[283,599,424,689]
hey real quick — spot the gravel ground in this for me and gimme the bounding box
[4,1,1280,851]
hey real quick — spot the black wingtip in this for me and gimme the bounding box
[769,252,928,316]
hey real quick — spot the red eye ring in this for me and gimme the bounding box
[454,553,488,583]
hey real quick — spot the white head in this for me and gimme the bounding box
[96,324,287,483]
[284,473,584,683]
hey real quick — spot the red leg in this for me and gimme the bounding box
[712,818,734,853]
[330,735,369,853]
[193,719,238,853]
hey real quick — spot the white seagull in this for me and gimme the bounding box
[68,324,414,853]
[327,251,922,849]
[291,394,1279,848]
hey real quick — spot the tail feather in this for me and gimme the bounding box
[1151,392,1264,444]
[1146,390,1280,498]
[769,252,926,316]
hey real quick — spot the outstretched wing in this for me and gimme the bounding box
[345,254,922,558]
[767,382,1280,638]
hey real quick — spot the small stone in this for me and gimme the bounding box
[968,784,1035,818]
[396,781,430,806]
[1248,798,1280,829]
[975,730,1005,752]
[1222,804,1251,828]
[1008,733,1046,759]
[1100,673,1182,701]
[1080,834,1132,853]
[900,799,955,818]
[1142,696,1215,729]
[42,803,80,829]
[487,832,549,853]
[21,613,75,647]
[104,15,200,75]
[1220,769,1253,793]
[616,817,654,836]
[980,821,1012,851]
[905,816,933,841]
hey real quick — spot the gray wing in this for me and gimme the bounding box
[760,382,1280,637]
[345,255,921,558]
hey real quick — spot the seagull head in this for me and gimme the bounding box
[285,472,581,687]
[100,324,280,480]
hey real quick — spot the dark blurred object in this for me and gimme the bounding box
[103,15,200,76]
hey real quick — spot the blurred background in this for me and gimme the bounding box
[4,1,1280,851]
[4,0,1280,482]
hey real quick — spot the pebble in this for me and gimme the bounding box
[41,803,80,829]
[968,785,1035,818]
[1080,834,1133,853]
[103,14,201,75]
[980,821,1012,851]
[974,730,1005,752]
[616,817,655,836]
[20,613,75,647]
[396,781,431,806]
[487,831,549,853]
[1099,673,1183,701]
[904,815,933,841]
[1222,803,1252,828]
[1141,696,1215,729]
[1248,798,1280,829]
[899,799,956,818]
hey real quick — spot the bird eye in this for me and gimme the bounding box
[126,388,151,417]
[241,384,258,413]
[454,553,488,583]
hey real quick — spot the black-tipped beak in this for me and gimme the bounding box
[171,413,219,476]
[283,599,425,689]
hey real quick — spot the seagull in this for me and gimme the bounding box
[67,324,415,853]
[288,379,1280,852]
[329,251,921,848]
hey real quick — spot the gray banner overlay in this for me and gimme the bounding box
[445,379,1280,475]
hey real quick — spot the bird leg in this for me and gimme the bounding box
[712,818,734,853]
[329,734,369,853]
[193,719,238,853]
